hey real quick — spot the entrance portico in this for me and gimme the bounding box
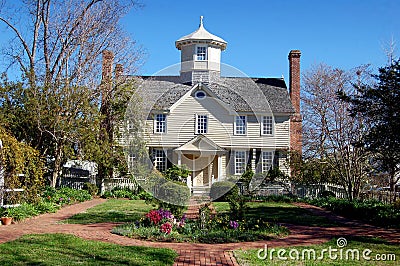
[175,135,225,192]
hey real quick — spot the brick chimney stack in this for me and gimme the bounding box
[115,63,123,80]
[102,50,114,83]
[101,50,114,105]
[288,50,302,154]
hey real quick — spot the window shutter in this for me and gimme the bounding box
[255,149,262,173]
[166,149,173,170]
[228,150,235,175]
[246,149,252,169]
[273,150,279,168]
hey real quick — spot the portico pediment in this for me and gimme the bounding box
[175,135,225,155]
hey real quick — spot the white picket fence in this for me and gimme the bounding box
[100,177,139,194]
[293,183,348,199]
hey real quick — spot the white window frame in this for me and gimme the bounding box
[196,45,207,61]
[154,149,167,172]
[196,114,208,134]
[261,150,274,173]
[261,116,273,136]
[234,115,247,135]
[154,113,167,134]
[234,150,247,175]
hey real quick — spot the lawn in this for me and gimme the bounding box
[234,237,399,266]
[212,201,340,227]
[0,234,177,266]
[64,199,152,224]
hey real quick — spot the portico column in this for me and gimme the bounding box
[217,154,222,181]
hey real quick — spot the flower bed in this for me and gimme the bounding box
[112,207,288,243]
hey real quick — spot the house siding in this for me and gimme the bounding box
[144,94,290,150]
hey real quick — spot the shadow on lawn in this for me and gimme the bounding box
[245,205,341,227]
[63,211,143,224]
[0,234,177,266]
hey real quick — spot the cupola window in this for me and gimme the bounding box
[196,46,207,61]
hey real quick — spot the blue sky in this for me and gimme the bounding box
[123,0,399,79]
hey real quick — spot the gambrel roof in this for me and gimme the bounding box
[135,76,295,115]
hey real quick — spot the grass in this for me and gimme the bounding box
[64,199,152,224]
[212,201,340,227]
[0,234,177,265]
[234,237,399,265]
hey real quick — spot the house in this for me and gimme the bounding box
[106,17,302,195]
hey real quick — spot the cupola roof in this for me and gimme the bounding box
[175,16,227,50]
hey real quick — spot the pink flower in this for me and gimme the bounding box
[160,222,173,234]
[146,210,162,225]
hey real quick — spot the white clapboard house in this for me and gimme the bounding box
[105,17,302,195]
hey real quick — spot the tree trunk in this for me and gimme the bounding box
[51,144,63,188]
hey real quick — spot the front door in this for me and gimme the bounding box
[193,165,210,186]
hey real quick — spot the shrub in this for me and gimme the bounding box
[0,127,45,204]
[164,165,190,182]
[101,191,114,198]
[308,197,400,227]
[3,203,39,221]
[138,191,153,201]
[225,186,247,220]
[82,182,98,196]
[111,187,137,199]
[35,200,59,214]
[210,181,237,201]
[42,186,92,205]
[319,190,336,198]
[157,181,190,207]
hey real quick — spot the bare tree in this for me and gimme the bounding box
[381,36,397,65]
[302,64,371,200]
[0,0,142,186]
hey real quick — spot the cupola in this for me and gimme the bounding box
[175,16,227,84]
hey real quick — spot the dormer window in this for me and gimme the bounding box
[196,46,207,61]
[154,114,166,133]
[261,116,273,135]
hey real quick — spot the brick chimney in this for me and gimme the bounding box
[115,63,123,80]
[101,50,114,104]
[102,50,114,83]
[288,50,302,154]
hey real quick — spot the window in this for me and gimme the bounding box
[196,114,208,134]
[261,151,273,173]
[154,149,166,172]
[127,153,136,170]
[235,115,247,135]
[154,114,166,133]
[196,46,207,61]
[261,116,273,135]
[195,90,206,99]
[234,150,246,175]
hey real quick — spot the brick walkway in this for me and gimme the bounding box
[1,199,399,265]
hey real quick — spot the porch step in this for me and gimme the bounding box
[192,186,211,197]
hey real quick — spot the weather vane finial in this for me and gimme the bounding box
[200,16,204,27]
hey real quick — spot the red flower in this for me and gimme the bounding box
[160,222,173,234]
[146,210,162,225]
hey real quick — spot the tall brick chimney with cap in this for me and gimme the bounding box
[288,50,302,155]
